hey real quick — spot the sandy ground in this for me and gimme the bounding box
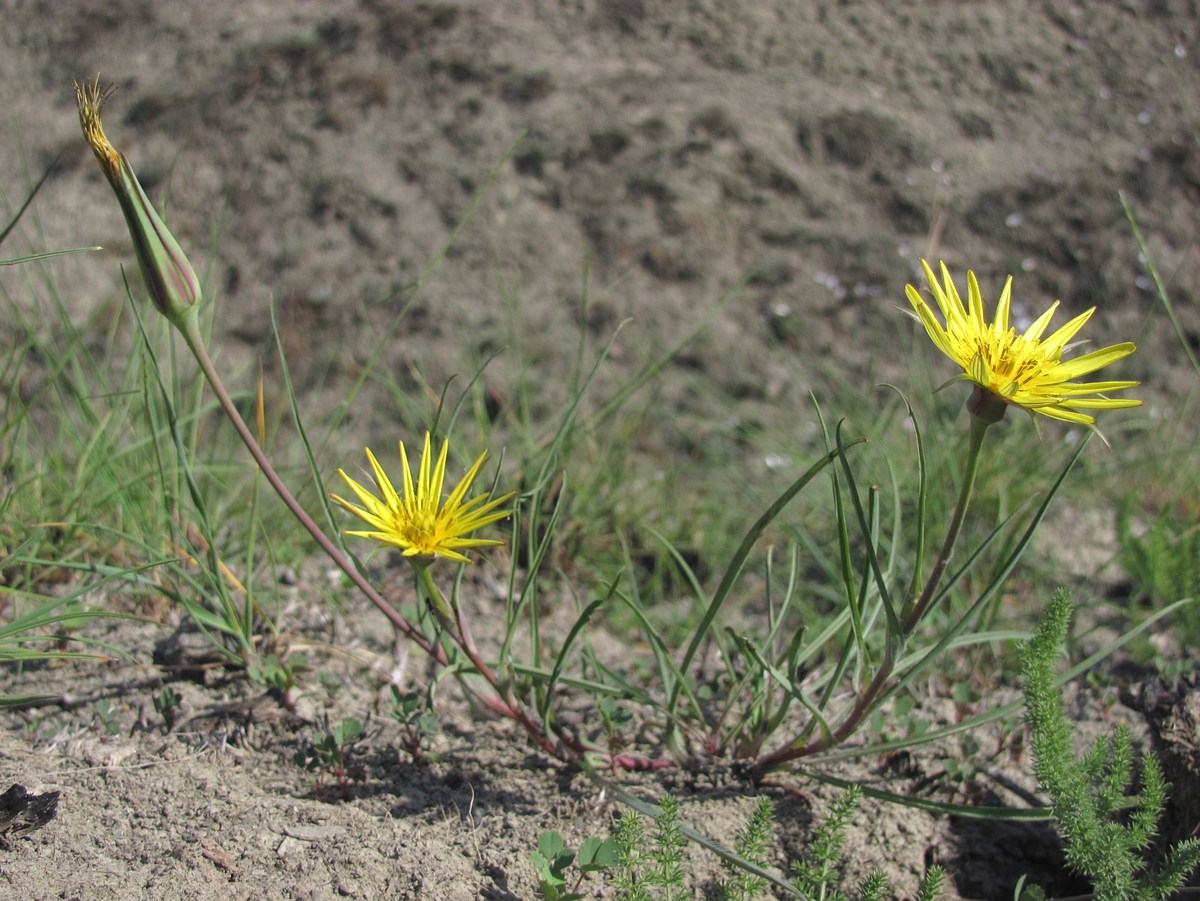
[2,2,1198,898]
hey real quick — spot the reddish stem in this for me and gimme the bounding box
[178,320,446,666]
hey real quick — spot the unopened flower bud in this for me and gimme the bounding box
[74,78,201,330]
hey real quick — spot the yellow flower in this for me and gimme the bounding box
[332,433,514,564]
[906,260,1142,425]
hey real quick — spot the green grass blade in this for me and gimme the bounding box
[734,632,835,749]
[0,149,64,249]
[1121,193,1200,379]
[799,771,1052,821]
[270,300,340,544]
[0,247,101,266]
[666,446,845,727]
[835,422,903,659]
[537,594,609,723]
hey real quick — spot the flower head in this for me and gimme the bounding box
[332,433,514,565]
[905,259,1142,425]
[74,77,202,329]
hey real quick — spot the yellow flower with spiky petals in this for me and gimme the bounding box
[905,259,1142,425]
[332,433,514,564]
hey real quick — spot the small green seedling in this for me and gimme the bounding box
[719,796,774,901]
[597,696,634,757]
[93,698,121,736]
[152,685,182,732]
[792,785,946,901]
[295,716,364,801]
[532,830,619,900]
[389,685,440,764]
[248,652,309,705]
[316,671,343,705]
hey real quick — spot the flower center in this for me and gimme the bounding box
[976,329,1058,391]
[403,508,441,550]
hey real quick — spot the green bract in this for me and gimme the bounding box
[75,78,202,330]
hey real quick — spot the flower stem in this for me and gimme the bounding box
[175,318,445,664]
[902,409,991,632]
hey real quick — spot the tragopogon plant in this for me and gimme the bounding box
[747,260,1141,773]
[76,78,1145,789]
[74,76,575,763]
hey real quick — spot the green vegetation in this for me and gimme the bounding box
[1021,589,1200,900]
[534,788,946,900]
[295,716,365,801]
[1,77,1197,898]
